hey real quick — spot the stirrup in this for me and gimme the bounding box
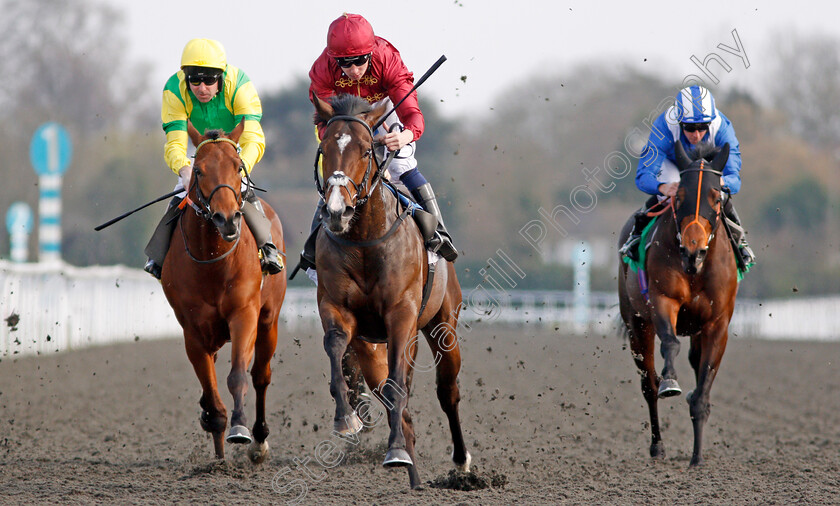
[144,259,162,280]
[259,244,284,275]
[435,234,458,262]
[620,235,641,260]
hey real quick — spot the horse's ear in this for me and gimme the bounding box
[229,118,245,144]
[674,140,693,171]
[187,120,202,147]
[711,143,730,173]
[363,102,389,128]
[313,93,334,123]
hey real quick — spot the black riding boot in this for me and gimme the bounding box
[410,183,458,262]
[723,196,756,267]
[143,196,183,279]
[289,200,324,281]
[619,195,659,261]
[242,190,284,275]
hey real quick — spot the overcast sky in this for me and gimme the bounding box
[111,0,840,117]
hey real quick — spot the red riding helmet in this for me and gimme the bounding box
[326,13,375,58]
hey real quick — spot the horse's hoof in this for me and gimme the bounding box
[383,448,413,468]
[226,425,253,444]
[333,412,363,435]
[453,450,472,472]
[658,378,682,398]
[650,441,665,459]
[248,440,269,463]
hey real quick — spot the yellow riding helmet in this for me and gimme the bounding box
[180,38,227,71]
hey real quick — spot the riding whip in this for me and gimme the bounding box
[94,189,182,231]
[372,55,447,131]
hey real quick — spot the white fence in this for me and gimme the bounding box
[1,261,838,359]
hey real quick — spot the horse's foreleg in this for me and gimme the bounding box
[627,317,665,459]
[184,337,227,459]
[324,323,362,435]
[381,313,418,471]
[687,321,729,467]
[652,299,682,398]
[423,320,470,472]
[248,318,278,463]
[227,314,259,445]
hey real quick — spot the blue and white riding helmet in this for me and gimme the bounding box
[675,85,716,124]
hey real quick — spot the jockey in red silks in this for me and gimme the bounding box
[293,13,457,280]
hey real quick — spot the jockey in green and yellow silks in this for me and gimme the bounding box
[144,38,282,279]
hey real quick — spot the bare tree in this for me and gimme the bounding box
[769,31,840,150]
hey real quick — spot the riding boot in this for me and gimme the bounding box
[410,183,458,262]
[289,200,324,282]
[242,190,284,275]
[619,195,659,262]
[143,196,183,279]
[723,196,756,267]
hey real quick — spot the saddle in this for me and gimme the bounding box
[382,181,438,246]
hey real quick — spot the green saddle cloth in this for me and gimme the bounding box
[622,217,752,281]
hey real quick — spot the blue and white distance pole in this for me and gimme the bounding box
[573,241,591,329]
[5,202,33,262]
[30,122,72,264]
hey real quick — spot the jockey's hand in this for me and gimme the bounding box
[377,129,414,151]
[178,165,192,191]
[658,182,678,197]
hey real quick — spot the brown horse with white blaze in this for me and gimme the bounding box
[161,120,286,462]
[312,93,470,488]
[618,141,739,467]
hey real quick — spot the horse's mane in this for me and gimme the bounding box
[689,142,720,162]
[313,94,373,125]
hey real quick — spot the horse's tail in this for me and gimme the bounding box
[613,307,630,341]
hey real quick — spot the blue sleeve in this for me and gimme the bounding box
[635,113,673,195]
[715,114,742,194]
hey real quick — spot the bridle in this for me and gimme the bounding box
[675,160,724,261]
[179,136,249,264]
[313,115,397,208]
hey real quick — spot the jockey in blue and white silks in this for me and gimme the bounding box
[620,85,756,267]
[637,87,743,195]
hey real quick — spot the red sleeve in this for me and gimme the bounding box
[376,38,425,141]
[308,50,336,139]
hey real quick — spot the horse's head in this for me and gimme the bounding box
[313,93,387,234]
[672,141,729,274]
[186,120,246,242]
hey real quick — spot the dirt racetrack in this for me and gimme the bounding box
[1,323,838,505]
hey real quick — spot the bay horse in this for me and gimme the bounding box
[312,94,470,488]
[617,141,739,467]
[161,120,286,462]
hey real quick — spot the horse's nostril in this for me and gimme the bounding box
[211,213,226,227]
[342,206,355,219]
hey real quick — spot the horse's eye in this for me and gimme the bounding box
[362,149,372,159]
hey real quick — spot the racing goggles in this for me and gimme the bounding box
[188,74,221,86]
[681,122,710,133]
[335,53,371,68]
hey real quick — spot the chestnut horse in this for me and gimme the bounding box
[618,141,739,467]
[312,94,469,488]
[161,121,286,462]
